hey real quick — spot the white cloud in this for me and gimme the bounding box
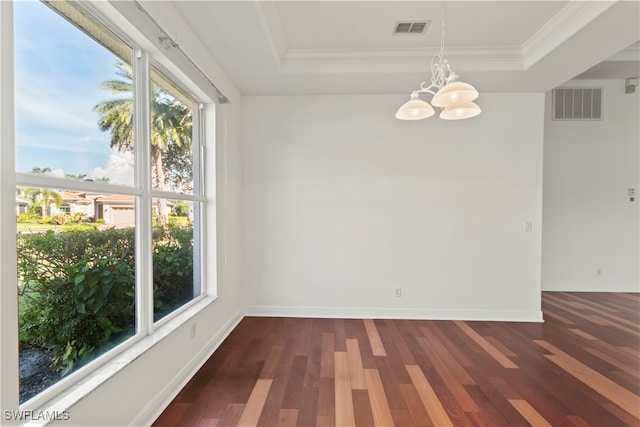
[16,91,98,134]
[91,149,134,186]
[51,169,66,179]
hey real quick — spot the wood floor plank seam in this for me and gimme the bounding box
[406,364,455,427]
[236,379,272,427]
[558,293,640,329]
[454,321,519,369]
[508,399,553,427]
[363,368,394,427]
[363,319,387,357]
[346,339,367,390]
[334,351,356,426]
[535,339,640,420]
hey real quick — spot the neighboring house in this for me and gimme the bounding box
[94,194,135,227]
[17,192,146,227]
[15,197,29,216]
[94,195,175,227]
[50,192,97,218]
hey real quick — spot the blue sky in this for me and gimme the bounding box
[15,1,134,184]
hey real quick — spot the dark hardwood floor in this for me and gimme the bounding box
[153,292,640,426]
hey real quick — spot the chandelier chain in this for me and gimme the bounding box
[440,2,446,58]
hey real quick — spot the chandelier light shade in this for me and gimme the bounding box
[431,81,479,108]
[395,3,480,121]
[395,92,435,120]
[439,101,482,120]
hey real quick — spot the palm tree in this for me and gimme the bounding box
[23,167,62,218]
[32,166,52,175]
[94,62,192,225]
[65,173,87,180]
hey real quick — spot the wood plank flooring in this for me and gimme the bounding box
[153,292,640,426]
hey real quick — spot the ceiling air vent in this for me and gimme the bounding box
[393,20,430,34]
[553,87,602,121]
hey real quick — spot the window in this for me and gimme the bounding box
[13,1,207,404]
[150,67,202,321]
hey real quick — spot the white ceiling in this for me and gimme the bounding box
[172,1,640,95]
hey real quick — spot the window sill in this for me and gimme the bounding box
[22,295,218,426]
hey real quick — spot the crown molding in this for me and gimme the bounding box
[255,1,287,66]
[255,0,619,78]
[280,47,524,74]
[609,43,640,62]
[522,0,617,69]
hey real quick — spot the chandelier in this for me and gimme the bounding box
[395,3,481,121]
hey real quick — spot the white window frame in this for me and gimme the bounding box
[1,0,217,417]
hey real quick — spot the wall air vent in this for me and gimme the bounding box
[393,20,431,34]
[553,87,603,120]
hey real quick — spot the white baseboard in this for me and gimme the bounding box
[244,305,544,323]
[543,287,640,293]
[133,309,244,426]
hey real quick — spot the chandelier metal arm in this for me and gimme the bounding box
[394,1,481,121]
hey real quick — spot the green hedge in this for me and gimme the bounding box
[18,225,194,375]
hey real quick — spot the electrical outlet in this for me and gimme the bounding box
[597,268,603,276]
[395,287,402,297]
[524,221,533,233]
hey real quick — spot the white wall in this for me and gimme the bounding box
[243,93,545,321]
[542,79,640,291]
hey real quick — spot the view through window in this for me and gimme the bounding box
[15,0,205,403]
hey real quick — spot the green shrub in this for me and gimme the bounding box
[168,215,190,227]
[173,201,190,217]
[64,224,98,232]
[152,225,194,320]
[72,212,87,224]
[18,228,136,375]
[95,218,105,224]
[17,213,37,223]
[38,217,53,224]
[53,213,71,225]
[17,225,194,375]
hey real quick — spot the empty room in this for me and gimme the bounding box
[0,1,638,426]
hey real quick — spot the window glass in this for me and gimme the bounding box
[14,1,134,186]
[150,67,195,195]
[17,188,136,402]
[14,1,136,403]
[153,199,201,321]
[149,68,202,322]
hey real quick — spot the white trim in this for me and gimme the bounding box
[102,1,219,105]
[134,48,154,337]
[244,306,544,323]
[15,173,142,197]
[522,0,616,69]
[133,308,243,426]
[256,1,287,66]
[0,0,20,415]
[280,47,524,74]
